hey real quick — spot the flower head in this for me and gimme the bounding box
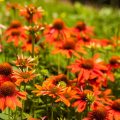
[20,4,44,23]
[0,63,12,76]
[13,70,37,86]
[14,55,36,69]
[5,20,27,46]
[84,107,110,120]
[107,99,120,120]
[0,81,26,110]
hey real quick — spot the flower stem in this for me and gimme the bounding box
[32,33,35,58]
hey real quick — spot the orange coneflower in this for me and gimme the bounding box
[33,84,62,99]
[20,4,44,23]
[44,74,69,87]
[14,55,36,69]
[83,106,111,120]
[68,55,107,84]
[5,20,27,46]
[96,89,114,104]
[0,81,26,110]
[108,56,120,70]
[6,2,21,11]
[0,75,12,86]
[0,62,12,76]
[44,19,70,43]
[52,38,85,58]
[74,21,94,35]
[107,99,120,120]
[55,87,78,107]
[13,70,37,86]
[72,89,95,112]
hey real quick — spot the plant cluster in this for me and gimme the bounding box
[0,2,120,120]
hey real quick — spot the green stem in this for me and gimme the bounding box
[51,100,54,120]
[32,33,35,58]
[57,54,60,74]
[67,58,70,79]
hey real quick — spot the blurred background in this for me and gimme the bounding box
[0,0,120,39]
[69,0,120,7]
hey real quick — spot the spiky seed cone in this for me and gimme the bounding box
[0,63,12,76]
[0,81,15,96]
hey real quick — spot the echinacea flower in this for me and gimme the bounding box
[68,55,107,84]
[83,107,111,120]
[72,90,95,112]
[5,20,27,46]
[13,70,37,86]
[33,84,62,99]
[14,55,36,69]
[20,4,44,23]
[52,38,85,58]
[44,74,69,87]
[74,21,94,35]
[44,19,70,43]
[0,75,12,86]
[107,99,120,120]
[108,56,120,70]
[0,62,12,76]
[6,2,21,11]
[55,87,78,107]
[0,81,26,110]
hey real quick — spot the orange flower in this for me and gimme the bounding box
[52,38,85,58]
[0,81,26,110]
[5,20,27,46]
[72,89,100,113]
[44,19,70,43]
[13,70,37,86]
[44,74,69,87]
[0,75,12,86]
[20,4,43,23]
[6,2,21,10]
[14,55,36,69]
[33,84,62,99]
[68,55,107,84]
[96,89,114,104]
[72,90,90,112]
[0,62,12,76]
[55,87,78,107]
[74,21,94,35]
[108,56,120,69]
[107,99,120,120]
[83,106,111,120]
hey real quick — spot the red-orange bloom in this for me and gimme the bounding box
[43,74,69,87]
[5,20,27,46]
[33,82,62,99]
[83,106,111,120]
[20,4,43,23]
[0,75,12,86]
[14,55,36,69]
[108,56,120,70]
[44,19,70,43]
[68,55,107,84]
[74,21,94,35]
[0,62,12,76]
[52,38,85,58]
[72,89,95,112]
[107,99,120,120]
[0,81,26,110]
[13,70,37,86]
[55,87,79,107]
